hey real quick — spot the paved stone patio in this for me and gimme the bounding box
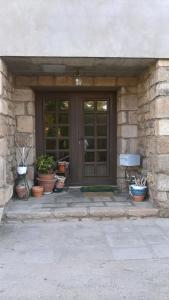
[1,218,169,299]
[4,188,158,221]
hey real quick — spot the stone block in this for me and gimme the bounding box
[13,89,34,102]
[117,138,127,153]
[120,86,137,95]
[0,99,8,115]
[152,97,169,118]
[0,59,7,76]
[117,111,127,124]
[0,138,7,156]
[26,102,35,115]
[156,82,169,96]
[128,111,137,124]
[156,60,169,67]
[0,157,6,185]
[14,102,25,115]
[0,184,13,207]
[120,125,137,138]
[0,72,3,96]
[127,208,158,218]
[119,95,138,111]
[156,191,168,203]
[0,116,7,137]
[157,136,169,154]
[155,154,169,173]
[155,120,169,136]
[127,138,138,153]
[17,116,34,133]
[157,174,169,191]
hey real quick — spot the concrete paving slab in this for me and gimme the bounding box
[1,219,169,299]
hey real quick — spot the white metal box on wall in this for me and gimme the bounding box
[119,154,140,167]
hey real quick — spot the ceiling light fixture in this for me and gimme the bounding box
[75,69,82,86]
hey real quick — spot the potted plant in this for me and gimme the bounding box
[130,176,147,202]
[36,155,56,194]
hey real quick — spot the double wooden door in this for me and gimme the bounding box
[36,92,117,185]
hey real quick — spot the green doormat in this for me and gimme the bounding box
[80,185,119,192]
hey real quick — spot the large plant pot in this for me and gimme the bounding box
[17,166,27,175]
[130,185,147,202]
[37,177,56,194]
[38,173,55,180]
[16,185,27,199]
[32,186,44,198]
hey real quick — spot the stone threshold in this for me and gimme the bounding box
[3,205,159,222]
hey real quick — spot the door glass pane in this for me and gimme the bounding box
[84,101,94,111]
[59,139,69,150]
[45,113,55,126]
[97,151,107,162]
[97,101,107,111]
[87,139,95,149]
[46,140,56,150]
[84,114,95,124]
[97,126,107,136]
[96,114,107,124]
[85,126,94,136]
[59,113,68,124]
[57,101,69,110]
[45,100,56,111]
[58,126,68,137]
[97,139,107,149]
[44,127,56,137]
[85,152,95,162]
[84,165,95,176]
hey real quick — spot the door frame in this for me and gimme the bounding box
[35,91,117,185]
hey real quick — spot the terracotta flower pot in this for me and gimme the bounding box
[32,186,44,198]
[58,162,66,173]
[37,177,56,194]
[38,173,55,180]
[132,195,145,202]
[16,185,27,199]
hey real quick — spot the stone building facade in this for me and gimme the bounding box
[1,57,169,216]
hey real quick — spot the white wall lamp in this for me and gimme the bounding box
[75,70,82,86]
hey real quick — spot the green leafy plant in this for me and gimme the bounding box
[36,155,56,174]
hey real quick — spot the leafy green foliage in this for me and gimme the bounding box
[36,155,56,174]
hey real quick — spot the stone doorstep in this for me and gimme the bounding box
[3,206,159,222]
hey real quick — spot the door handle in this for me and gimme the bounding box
[78,138,88,150]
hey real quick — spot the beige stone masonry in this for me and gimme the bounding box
[155,120,169,136]
[13,88,34,102]
[120,125,137,138]
[157,174,169,191]
[17,116,34,133]
[117,111,127,124]
[150,96,169,119]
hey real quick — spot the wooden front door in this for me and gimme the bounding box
[35,92,117,185]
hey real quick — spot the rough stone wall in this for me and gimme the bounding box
[117,85,138,189]
[0,59,15,186]
[0,59,14,213]
[137,60,169,209]
[13,88,36,183]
